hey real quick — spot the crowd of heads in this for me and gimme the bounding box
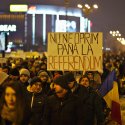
[0,51,125,124]
[0,51,125,93]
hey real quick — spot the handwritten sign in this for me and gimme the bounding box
[47,32,103,71]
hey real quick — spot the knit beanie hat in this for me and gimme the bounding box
[30,76,41,86]
[53,75,69,90]
[20,68,30,77]
[9,68,19,76]
[37,70,48,77]
[63,72,76,84]
[0,71,9,85]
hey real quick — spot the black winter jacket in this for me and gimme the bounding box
[43,92,84,125]
[72,83,88,99]
[28,92,45,125]
[81,87,105,125]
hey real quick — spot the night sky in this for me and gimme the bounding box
[89,0,125,36]
[0,0,125,37]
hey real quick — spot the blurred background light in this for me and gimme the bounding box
[10,5,28,12]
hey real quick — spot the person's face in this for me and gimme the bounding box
[41,64,47,70]
[35,67,40,73]
[5,87,16,109]
[20,75,29,83]
[39,73,48,83]
[68,81,75,89]
[87,73,93,80]
[31,82,42,93]
[80,77,89,87]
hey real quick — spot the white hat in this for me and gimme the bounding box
[0,71,9,85]
[20,68,30,77]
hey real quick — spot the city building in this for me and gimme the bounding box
[0,4,91,51]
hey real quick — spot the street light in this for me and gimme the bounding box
[110,30,121,37]
[121,40,125,45]
[77,4,82,9]
[110,30,125,45]
[93,4,98,9]
[77,3,98,16]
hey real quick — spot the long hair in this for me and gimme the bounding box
[0,80,26,124]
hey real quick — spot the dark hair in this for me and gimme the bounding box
[79,75,90,84]
[85,71,94,76]
[0,80,26,124]
[9,68,19,76]
[30,76,41,86]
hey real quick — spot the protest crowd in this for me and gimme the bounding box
[0,51,125,125]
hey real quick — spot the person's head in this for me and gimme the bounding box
[53,75,70,98]
[19,68,30,83]
[79,75,90,88]
[9,68,19,80]
[1,81,24,108]
[0,80,25,123]
[33,60,40,67]
[2,65,10,74]
[37,70,49,83]
[35,65,41,74]
[41,56,47,64]
[85,71,94,80]
[4,84,16,109]
[30,76,42,93]
[53,71,63,77]
[63,72,76,89]
[15,58,22,67]
[105,62,112,71]
[40,62,47,70]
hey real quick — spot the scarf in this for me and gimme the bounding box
[1,104,17,125]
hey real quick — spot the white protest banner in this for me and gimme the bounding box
[47,32,103,72]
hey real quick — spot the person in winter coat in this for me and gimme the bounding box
[79,75,105,125]
[0,80,30,125]
[37,70,52,96]
[63,72,88,98]
[19,68,30,87]
[42,75,84,125]
[27,76,46,125]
